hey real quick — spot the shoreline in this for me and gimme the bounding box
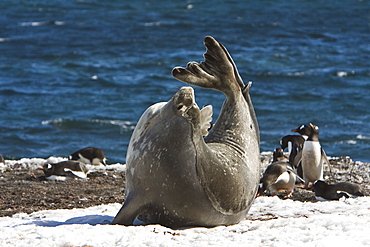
[1,153,369,218]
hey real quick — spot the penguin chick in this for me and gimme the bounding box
[313,180,364,200]
[69,147,107,166]
[272,147,289,162]
[257,160,296,198]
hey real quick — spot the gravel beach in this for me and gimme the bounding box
[1,154,369,218]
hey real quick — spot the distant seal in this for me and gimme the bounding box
[313,180,364,200]
[69,147,107,166]
[39,160,89,180]
[112,36,260,227]
[257,148,296,197]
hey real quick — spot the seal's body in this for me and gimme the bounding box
[112,36,260,227]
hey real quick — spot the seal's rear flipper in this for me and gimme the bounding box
[172,36,245,95]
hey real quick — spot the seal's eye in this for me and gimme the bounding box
[177,105,184,110]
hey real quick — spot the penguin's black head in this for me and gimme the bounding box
[312,180,328,191]
[308,123,320,140]
[39,163,54,176]
[291,124,311,137]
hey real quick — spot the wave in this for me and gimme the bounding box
[0,156,125,172]
[42,118,136,131]
[254,68,367,78]
[356,135,370,140]
[19,20,66,27]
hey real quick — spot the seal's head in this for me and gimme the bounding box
[167,86,201,131]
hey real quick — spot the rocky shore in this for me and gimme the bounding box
[1,154,369,218]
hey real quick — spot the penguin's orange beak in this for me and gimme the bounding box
[309,123,315,128]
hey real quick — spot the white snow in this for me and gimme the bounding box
[1,197,369,246]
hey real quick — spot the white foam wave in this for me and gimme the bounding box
[41,118,65,125]
[19,20,66,27]
[89,119,135,128]
[1,157,126,173]
[356,135,370,140]
[42,118,136,130]
[2,156,67,171]
[144,22,161,27]
[336,71,355,77]
[0,38,10,42]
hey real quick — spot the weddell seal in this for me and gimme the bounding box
[112,36,260,227]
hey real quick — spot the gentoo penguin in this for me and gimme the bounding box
[39,160,89,180]
[291,124,312,140]
[280,134,305,170]
[69,147,107,166]
[0,154,5,171]
[294,123,330,189]
[257,149,296,197]
[280,125,312,178]
[313,180,364,200]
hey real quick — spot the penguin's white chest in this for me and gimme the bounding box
[301,141,323,182]
[269,171,296,194]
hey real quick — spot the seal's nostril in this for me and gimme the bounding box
[177,105,184,110]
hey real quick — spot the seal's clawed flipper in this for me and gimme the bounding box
[172,36,244,95]
[200,105,213,136]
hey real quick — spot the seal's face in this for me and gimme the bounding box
[169,86,201,129]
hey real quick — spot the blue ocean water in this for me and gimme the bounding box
[0,0,369,163]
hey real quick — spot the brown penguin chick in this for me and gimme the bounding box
[69,147,107,166]
[39,160,89,180]
[257,160,296,198]
[313,180,364,200]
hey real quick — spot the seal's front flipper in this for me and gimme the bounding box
[172,36,244,95]
[200,105,213,136]
[111,195,141,225]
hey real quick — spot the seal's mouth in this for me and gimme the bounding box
[174,86,198,115]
